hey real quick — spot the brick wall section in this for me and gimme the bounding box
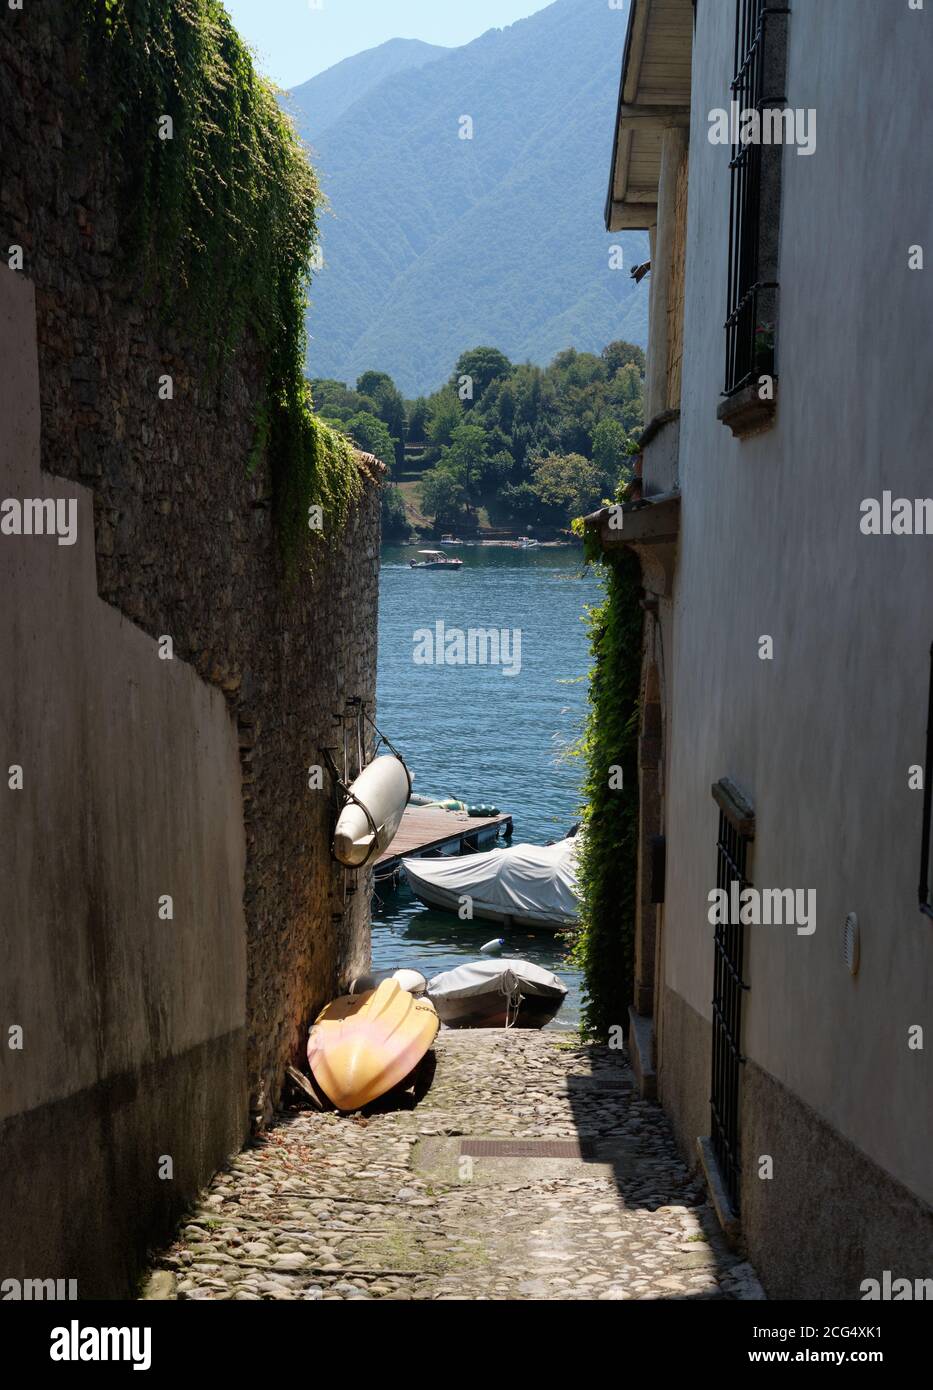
[0,2,380,1126]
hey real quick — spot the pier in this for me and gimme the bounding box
[374,805,513,880]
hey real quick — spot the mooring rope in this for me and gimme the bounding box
[497,969,523,1028]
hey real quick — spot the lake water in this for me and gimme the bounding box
[372,543,603,1028]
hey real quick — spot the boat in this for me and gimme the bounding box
[333,753,411,867]
[518,537,540,549]
[347,967,427,996]
[408,792,500,817]
[427,958,568,1029]
[402,836,579,931]
[390,967,428,995]
[439,534,465,546]
[307,978,439,1111]
[409,549,463,570]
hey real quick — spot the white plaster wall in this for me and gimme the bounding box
[0,268,247,1121]
[664,0,933,1202]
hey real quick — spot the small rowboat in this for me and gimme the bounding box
[307,979,439,1111]
[427,959,568,1029]
[409,549,463,569]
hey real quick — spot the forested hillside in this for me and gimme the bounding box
[311,338,646,536]
[289,0,648,395]
[286,38,447,139]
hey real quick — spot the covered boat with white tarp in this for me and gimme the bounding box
[401,836,579,931]
[427,958,568,1029]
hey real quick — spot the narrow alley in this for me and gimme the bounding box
[142,1033,764,1302]
[4,0,929,1343]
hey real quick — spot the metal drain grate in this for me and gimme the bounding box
[460,1139,597,1160]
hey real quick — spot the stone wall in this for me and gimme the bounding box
[0,1,379,1294]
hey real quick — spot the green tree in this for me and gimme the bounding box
[602,339,647,377]
[381,484,409,539]
[530,452,607,523]
[496,480,540,524]
[480,449,516,489]
[345,411,395,474]
[426,387,462,455]
[451,346,513,407]
[407,396,430,444]
[550,347,606,390]
[438,421,490,499]
[310,378,378,421]
[495,378,516,434]
[419,467,469,523]
[356,370,407,467]
[592,417,631,488]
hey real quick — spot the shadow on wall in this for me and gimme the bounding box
[0,269,248,1297]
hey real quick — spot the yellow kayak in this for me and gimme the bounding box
[307,979,439,1112]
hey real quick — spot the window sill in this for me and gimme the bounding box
[696,1135,741,1245]
[717,379,778,439]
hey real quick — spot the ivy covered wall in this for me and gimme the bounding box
[573,546,643,1040]
[0,0,380,1293]
[79,0,362,564]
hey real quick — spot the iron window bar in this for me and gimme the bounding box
[919,642,933,918]
[710,778,755,1215]
[723,2,790,397]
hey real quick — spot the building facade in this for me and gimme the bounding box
[590,0,933,1298]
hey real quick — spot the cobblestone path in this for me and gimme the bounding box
[142,1031,765,1301]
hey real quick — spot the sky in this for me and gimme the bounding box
[222,0,557,89]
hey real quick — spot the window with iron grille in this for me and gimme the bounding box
[919,643,933,919]
[710,778,755,1214]
[723,0,789,396]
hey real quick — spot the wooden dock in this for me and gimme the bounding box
[375,805,513,879]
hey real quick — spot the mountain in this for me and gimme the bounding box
[285,38,448,140]
[289,0,648,397]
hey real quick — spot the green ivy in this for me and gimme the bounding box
[571,544,642,1040]
[79,0,361,566]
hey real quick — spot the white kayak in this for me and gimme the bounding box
[402,837,580,931]
[333,754,411,867]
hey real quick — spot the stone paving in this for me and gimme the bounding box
[142,1030,765,1301]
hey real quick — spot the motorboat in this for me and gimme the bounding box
[402,836,579,932]
[439,534,465,546]
[409,549,463,569]
[427,958,568,1029]
[307,979,439,1111]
